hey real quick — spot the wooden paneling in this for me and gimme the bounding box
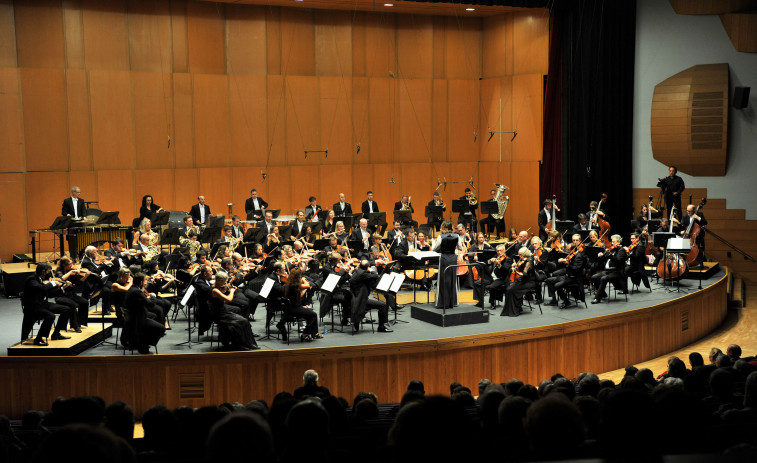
[482,15,511,79]
[265,6,281,75]
[720,12,757,53]
[136,169,175,217]
[285,76,321,165]
[431,79,448,162]
[66,69,92,172]
[229,75,268,167]
[197,168,233,216]
[266,75,287,166]
[89,70,135,170]
[351,77,370,162]
[444,16,481,80]
[368,78,398,163]
[0,0,17,67]
[14,0,65,69]
[511,73,543,162]
[509,161,539,232]
[447,79,479,161]
[512,11,549,76]
[170,0,188,73]
[192,74,230,167]
[26,172,68,232]
[68,171,97,208]
[230,167,261,218]
[279,8,315,76]
[398,79,432,161]
[20,69,68,172]
[319,76,352,165]
[319,165,353,210]
[399,163,432,207]
[127,0,173,73]
[226,4,267,75]
[97,169,135,220]
[82,0,129,70]
[0,68,24,173]
[174,168,198,213]
[0,173,27,262]
[314,10,353,77]
[63,0,85,69]
[133,72,174,170]
[479,77,514,163]
[397,14,433,79]
[172,73,194,168]
[0,271,728,418]
[364,13,396,78]
[186,1,226,74]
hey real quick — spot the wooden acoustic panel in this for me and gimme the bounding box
[0,271,728,419]
[651,63,729,176]
[720,12,757,53]
[668,0,757,15]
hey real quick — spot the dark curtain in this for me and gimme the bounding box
[556,0,637,242]
[539,11,562,204]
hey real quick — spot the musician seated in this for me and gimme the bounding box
[179,215,198,238]
[573,214,591,232]
[139,194,163,222]
[106,238,138,272]
[416,231,431,251]
[624,232,650,291]
[388,224,409,261]
[427,191,446,232]
[54,257,89,330]
[133,218,159,248]
[334,221,349,243]
[258,211,275,235]
[230,215,244,239]
[321,252,353,325]
[22,263,76,345]
[480,188,505,239]
[124,273,167,354]
[458,188,478,233]
[216,226,234,244]
[506,230,531,258]
[134,234,155,262]
[405,229,421,253]
[350,218,373,259]
[81,245,114,314]
[591,234,627,304]
[349,259,392,333]
[333,193,353,216]
[214,245,230,263]
[680,204,707,255]
[323,236,341,255]
[305,196,321,221]
[637,204,659,231]
[394,195,418,229]
[190,196,211,226]
[473,244,509,309]
[301,226,316,249]
[545,235,587,307]
[322,210,336,235]
[265,226,281,253]
[290,210,308,237]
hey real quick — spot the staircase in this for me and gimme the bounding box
[634,187,757,286]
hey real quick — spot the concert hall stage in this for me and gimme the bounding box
[0,269,728,418]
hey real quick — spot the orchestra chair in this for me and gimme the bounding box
[276,297,311,344]
[560,279,588,309]
[523,288,543,314]
[19,292,45,343]
[119,307,159,355]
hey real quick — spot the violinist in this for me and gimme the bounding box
[506,230,531,258]
[590,234,627,304]
[214,245,229,263]
[334,220,349,243]
[322,210,336,235]
[473,244,508,310]
[81,245,114,314]
[502,247,535,317]
[349,259,392,332]
[219,258,254,320]
[21,263,76,345]
[586,230,606,276]
[323,235,342,255]
[624,232,650,291]
[637,204,659,231]
[529,237,549,300]
[54,256,89,329]
[321,252,354,326]
[587,201,609,230]
[333,193,353,216]
[369,246,388,272]
[427,191,446,231]
[124,273,167,354]
[284,267,322,341]
[110,268,134,324]
[144,260,176,295]
[210,271,258,350]
[573,214,591,232]
[470,232,493,256]
[106,238,137,270]
[545,234,587,307]
[231,252,264,319]
[416,231,431,251]
[175,256,197,292]
[538,199,556,242]
[544,229,565,256]
[265,225,281,253]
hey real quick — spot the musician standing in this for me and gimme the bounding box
[244,189,268,221]
[333,193,353,216]
[458,188,478,233]
[190,196,211,226]
[305,197,321,221]
[680,204,707,258]
[393,195,418,229]
[62,186,85,219]
[537,199,555,242]
[427,192,446,231]
[658,166,685,219]
[432,221,461,310]
[361,191,387,235]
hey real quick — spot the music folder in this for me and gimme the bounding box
[321,273,341,293]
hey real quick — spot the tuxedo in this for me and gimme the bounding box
[361,200,387,234]
[591,245,628,301]
[190,203,211,225]
[332,201,353,216]
[258,220,275,235]
[231,224,243,239]
[290,220,307,237]
[62,196,86,219]
[245,197,269,221]
[21,275,73,342]
[350,226,373,257]
[349,268,389,327]
[305,205,322,221]
[457,196,478,233]
[537,208,554,242]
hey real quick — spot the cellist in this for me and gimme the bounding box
[680,204,707,257]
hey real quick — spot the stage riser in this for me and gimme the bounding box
[411,305,490,327]
[7,325,113,356]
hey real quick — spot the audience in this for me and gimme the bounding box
[5,349,757,463]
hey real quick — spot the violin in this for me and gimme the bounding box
[564,244,584,263]
[509,257,527,282]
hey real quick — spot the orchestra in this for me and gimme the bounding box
[28,165,709,351]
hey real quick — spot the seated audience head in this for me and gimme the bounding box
[744,371,757,409]
[303,369,319,386]
[478,378,492,396]
[406,380,425,395]
[206,412,274,463]
[727,344,742,360]
[525,395,585,460]
[709,347,723,364]
[689,352,705,369]
[31,424,133,463]
[103,401,134,443]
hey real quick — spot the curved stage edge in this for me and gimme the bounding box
[0,271,728,418]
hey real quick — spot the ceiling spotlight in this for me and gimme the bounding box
[384,3,393,6]
[466,8,475,11]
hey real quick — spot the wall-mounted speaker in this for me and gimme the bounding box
[733,86,750,109]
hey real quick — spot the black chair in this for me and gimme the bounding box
[19,292,43,343]
[523,287,543,314]
[276,297,310,344]
[119,307,159,355]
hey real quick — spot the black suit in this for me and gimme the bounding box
[290,220,307,237]
[591,246,628,300]
[244,197,268,221]
[333,202,353,216]
[190,204,211,225]
[537,208,554,242]
[457,196,478,233]
[361,200,386,235]
[660,175,685,218]
[305,205,322,221]
[393,201,418,229]
[350,227,373,258]
[426,199,446,231]
[62,197,86,219]
[21,275,73,342]
[258,220,275,235]
[625,242,650,290]
[350,268,388,327]
[231,225,243,239]
[681,211,707,258]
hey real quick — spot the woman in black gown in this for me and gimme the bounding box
[124,273,167,354]
[139,195,163,221]
[210,271,258,350]
[432,221,460,310]
[502,247,536,317]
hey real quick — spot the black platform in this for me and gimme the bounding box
[411,304,490,327]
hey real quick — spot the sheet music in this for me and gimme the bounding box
[321,273,341,293]
[389,273,405,293]
[407,251,440,260]
[180,285,195,306]
[376,273,393,292]
[260,277,275,299]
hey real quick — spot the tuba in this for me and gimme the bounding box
[491,184,510,220]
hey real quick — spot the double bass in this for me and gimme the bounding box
[683,198,707,266]
[544,195,559,232]
[591,193,611,249]
[656,204,687,280]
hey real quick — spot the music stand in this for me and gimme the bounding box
[50,216,73,230]
[393,210,412,225]
[576,229,593,242]
[313,239,330,251]
[556,220,575,235]
[305,221,323,235]
[96,211,120,225]
[480,200,498,216]
[317,210,329,221]
[150,211,170,227]
[278,225,293,241]
[208,216,225,228]
[582,246,603,262]
[348,239,367,255]
[425,205,443,236]
[366,212,386,231]
[245,227,266,244]
[268,209,281,219]
[338,215,356,233]
[451,199,468,222]
[200,227,221,246]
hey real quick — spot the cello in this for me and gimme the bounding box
[591,193,611,249]
[683,198,707,266]
[656,204,687,280]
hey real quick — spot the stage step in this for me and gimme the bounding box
[730,277,746,308]
[411,304,490,327]
[88,307,118,325]
[376,289,477,306]
[683,261,720,280]
[7,323,114,356]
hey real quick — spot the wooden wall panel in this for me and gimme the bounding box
[20,69,68,172]
[444,17,482,80]
[432,17,446,79]
[280,8,315,76]
[133,72,174,170]
[0,0,17,67]
[368,78,398,163]
[482,15,509,79]
[289,165,317,210]
[314,10,353,77]
[82,0,129,71]
[66,69,92,172]
[512,11,549,76]
[172,73,194,168]
[265,6,281,75]
[26,172,67,232]
[226,4,267,75]
[197,168,232,217]
[97,169,135,220]
[399,163,432,209]
[366,163,401,211]
[265,166,292,213]
[397,15,433,79]
[481,77,514,162]
[89,70,135,170]
[230,167,262,219]
[431,79,447,162]
[351,77,370,163]
[351,12,366,77]
[285,76,320,165]
[447,79,479,162]
[319,76,352,166]
[229,75,268,167]
[509,161,539,232]
[399,79,432,161]
[14,0,65,69]
[319,165,353,210]
[174,168,198,214]
[266,75,287,166]
[170,0,188,73]
[186,1,226,74]
[127,0,172,73]
[364,13,396,78]
[193,74,230,168]
[0,173,27,262]
[63,0,85,69]
[0,68,24,173]
[135,169,175,215]
[512,74,543,162]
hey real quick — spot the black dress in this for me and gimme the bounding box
[502,258,536,317]
[210,288,258,350]
[434,233,460,310]
[124,287,166,352]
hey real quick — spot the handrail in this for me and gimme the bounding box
[706,228,756,263]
